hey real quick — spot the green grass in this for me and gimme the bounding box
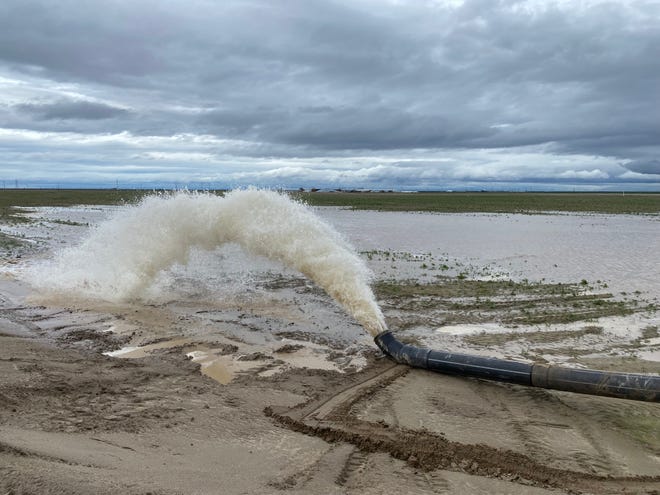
[639,325,659,340]
[0,232,25,251]
[0,189,174,224]
[375,278,646,327]
[0,189,155,209]
[375,278,574,299]
[1,189,658,214]
[295,191,660,214]
[464,326,604,347]
[611,412,660,449]
[49,219,89,227]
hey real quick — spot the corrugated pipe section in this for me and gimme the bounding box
[375,331,660,402]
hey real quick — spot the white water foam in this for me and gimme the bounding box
[26,189,386,336]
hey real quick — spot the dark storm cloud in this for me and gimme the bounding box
[16,99,128,120]
[1,0,659,188]
[0,1,171,85]
[622,159,660,175]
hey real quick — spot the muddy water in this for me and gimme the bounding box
[15,204,659,299]
[319,209,660,298]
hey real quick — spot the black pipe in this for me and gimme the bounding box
[375,331,660,402]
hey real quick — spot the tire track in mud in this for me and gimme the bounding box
[335,448,369,486]
[0,440,92,468]
[501,384,659,476]
[347,371,408,428]
[471,381,617,475]
[466,381,552,465]
[414,471,451,494]
[265,364,660,494]
[295,443,355,493]
[553,393,660,476]
[537,391,617,475]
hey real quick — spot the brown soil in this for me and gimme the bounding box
[1,283,659,494]
[266,365,660,494]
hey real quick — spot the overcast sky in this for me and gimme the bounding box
[1,0,659,190]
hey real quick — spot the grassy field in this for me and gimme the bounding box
[297,191,660,214]
[0,189,150,209]
[375,277,659,371]
[0,189,658,214]
[0,190,155,248]
[374,277,649,327]
[0,189,153,224]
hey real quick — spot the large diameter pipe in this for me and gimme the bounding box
[374,331,660,402]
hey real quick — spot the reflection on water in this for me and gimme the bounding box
[319,209,660,298]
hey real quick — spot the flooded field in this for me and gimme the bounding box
[1,192,658,494]
[320,208,660,296]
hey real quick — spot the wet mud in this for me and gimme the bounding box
[2,289,660,494]
[266,362,660,494]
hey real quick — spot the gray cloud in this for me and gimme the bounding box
[0,0,659,189]
[622,159,660,175]
[16,99,129,120]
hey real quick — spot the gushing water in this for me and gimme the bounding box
[27,189,387,336]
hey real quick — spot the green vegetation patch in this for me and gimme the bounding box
[49,219,89,227]
[576,357,660,375]
[612,412,660,449]
[0,189,156,209]
[297,191,660,214]
[464,326,603,347]
[1,189,658,214]
[0,232,26,251]
[0,189,225,225]
[376,277,573,299]
[375,277,648,328]
[639,325,659,340]
[0,206,34,224]
[0,189,158,225]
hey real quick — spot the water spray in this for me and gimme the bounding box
[28,188,386,335]
[30,189,659,402]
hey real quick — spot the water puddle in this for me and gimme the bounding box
[436,323,505,336]
[187,341,346,383]
[279,347,340,370]
[105,337,192,358]
[104,334,360,384]
[185,351,259,384]
[637,349,660,362]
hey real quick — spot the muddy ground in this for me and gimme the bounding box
[1,206,659,494]
[1,295,659,495]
